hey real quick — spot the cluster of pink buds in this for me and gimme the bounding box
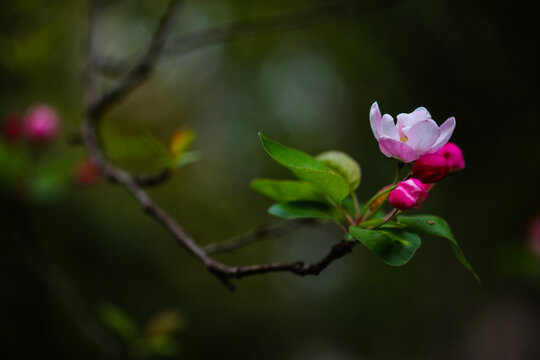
[370,102,465,210]
[2,103,60,143]
[2,103,100,186]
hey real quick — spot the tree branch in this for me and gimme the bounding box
[82,0,400,290]
[208,240,356,280]
[204,218,317,255]
[133,168,172,187]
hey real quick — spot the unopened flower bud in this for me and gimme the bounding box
[75,159,101,186]
[412,153,449,183]
[23,104,60,143]
[436,142,465,172]
[2,111,23,141]
[388,178,428,210]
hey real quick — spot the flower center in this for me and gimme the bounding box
[400,135,408,143]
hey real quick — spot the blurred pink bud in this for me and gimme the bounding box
[2,111,23,141]
[412,153,449,183]
[23,104,60,143]
[388,178,429,210]
[75,159,101,186]
[436,142,465,172]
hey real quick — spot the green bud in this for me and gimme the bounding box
[316,150,361,191]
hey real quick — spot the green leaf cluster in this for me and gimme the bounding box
[251,133,478,281]
[252,133,360,221]
[104,128,199,172]
[0,140,77,202]
[99,304,185,359]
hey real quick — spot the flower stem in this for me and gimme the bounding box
[335,221,348,233]
[393,161,404,185]
[358,185,397,221]
[371,209,400,229]
[340,204,355,226]
[352,192,360,220]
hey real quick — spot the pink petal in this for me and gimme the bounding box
[378,137,418,163]
[388,178,429,210]
[430,117,456,152]
[403,119,440,156]
[388,187,417,210]
[380,114,399,140]
[436,142,464,172]
[369,102,382,139]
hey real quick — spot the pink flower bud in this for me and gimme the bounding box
[436,142,465,172]
[2,111,23,141]
[75,159,101,186]
[23,104,60,143]
[388,178,429,210]
[412,153,449,183]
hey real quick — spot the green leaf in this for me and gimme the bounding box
[145,310,185,337]
[99,303,139,341]
[397,215,480,282]
[173,150,199,169]
[268,202,333,220]
[251,178,327,203]
[141,335,179,357]
[168,129,197,169]
[169,128,196,159]
[258,133,349,203]
[349,226,421,266]
[316,150,361,191]
[28,153,79,202]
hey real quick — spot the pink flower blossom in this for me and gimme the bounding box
[412,153,449,183]
[370,102,456,163]
[23,104,60,143]
[436,142,465,172]
[388,178,429,210]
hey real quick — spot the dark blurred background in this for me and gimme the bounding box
[1,0,539,359]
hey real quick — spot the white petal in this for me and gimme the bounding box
[430,117,456,152]
[380,114,399,140]
[396,106,431,138]
[403,119,440,155]
[412,107,431,119]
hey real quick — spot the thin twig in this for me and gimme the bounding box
[133,168,172,187]
[204,218,317,255]
[208,240,356,280]
[88,0,185,120]
[97,0,401,76]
